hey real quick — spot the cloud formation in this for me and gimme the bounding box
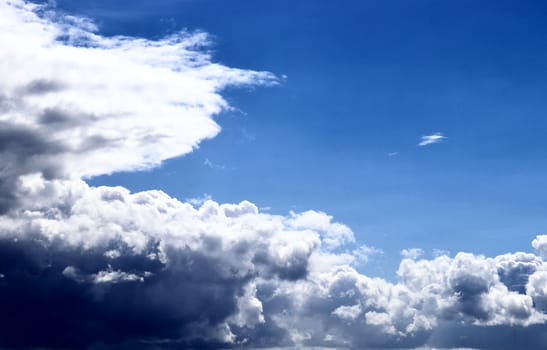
[0,1,546,350]
[418,132,446,146]
[0,0,275,213]
[1,177,547,349]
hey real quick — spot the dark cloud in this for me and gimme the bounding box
[0,94,13,113]
[0,180,326,349]
[39,108,76,126]
[497,253,542,294]
[450,274,492,321]
[0,122,66,213]
[21,79,65,95]
[0,237,248,349]
[252,248,310,281]
[428,322,547,350]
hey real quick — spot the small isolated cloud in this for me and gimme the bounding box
[401,248,424,260]
[418,132,446,146]
[239,128,256,142]
[388,151,399,157]
[204,158,226,170]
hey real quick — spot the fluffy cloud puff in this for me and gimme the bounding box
[1,1,547,349]
[532,235,547,258]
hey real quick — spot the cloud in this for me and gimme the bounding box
[1,176,546,349]
[186,193,213,207]
[204,157,226,170]
[401,248,424,260]
[532,234,547,258]
[418,132,446,146]
[0,0,275,213]
[352,245,383,265]
[0,177,325,348]
[0,1,546,350]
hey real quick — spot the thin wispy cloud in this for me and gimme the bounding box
[204,157,226,170]
[418,132,447,146]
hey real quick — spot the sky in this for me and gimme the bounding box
[79,0,547,271]
[1,0,547,349]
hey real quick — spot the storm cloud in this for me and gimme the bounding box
[0,1,546,349]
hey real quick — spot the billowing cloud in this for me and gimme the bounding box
[0,1,547,350]
[418,132,446,146]
[1,176,547,349]
[0,177,322,348]
[532,234,547,258]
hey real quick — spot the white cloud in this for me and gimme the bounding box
[92,267,144,284]
[401,248,424,260]
[532,234,547,258]
[332,304,362,320]
[288,210,354,249]
[0,0,275,212]
[186,193,213,207]
[418,132,446,146]
[352,245,383,265]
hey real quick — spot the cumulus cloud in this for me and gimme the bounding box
[1,1,547,350]
[418,132,446,146]
[1,176,547,349]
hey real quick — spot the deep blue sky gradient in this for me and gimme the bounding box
[55,0,547,275]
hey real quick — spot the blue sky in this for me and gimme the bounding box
[73,0,547,274]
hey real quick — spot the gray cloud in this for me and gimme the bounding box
[0,122,66,213]
[20,79,65,95]
[0,179,329,348]
[0,178,546,349]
